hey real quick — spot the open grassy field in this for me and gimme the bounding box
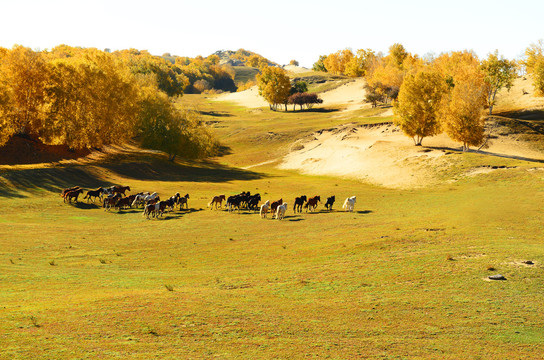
[1,93,544,359]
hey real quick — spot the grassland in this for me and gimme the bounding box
[1,93,543,359]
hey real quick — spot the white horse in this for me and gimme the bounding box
[260,200,270,218]
[275,202,288,220]
[131,192,151,207]
[343,196,356,212]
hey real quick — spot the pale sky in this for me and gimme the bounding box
[1,0,542,67]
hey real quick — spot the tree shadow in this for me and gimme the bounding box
[198,110,233,117]
[0,166,113,198]
[0,155,266,198]
[100,156,265,183]
[424,145,544,164]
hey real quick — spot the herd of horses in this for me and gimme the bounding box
[61,186,357,220]
[61,185,189,219]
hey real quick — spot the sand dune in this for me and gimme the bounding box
[279,123,544,189]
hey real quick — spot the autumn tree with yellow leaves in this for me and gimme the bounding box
[394,70,447,145]
[523,40,544,96]
[257,66,291,111]
[434,51,488,151]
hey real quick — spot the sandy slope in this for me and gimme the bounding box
[278,123,544,189]
[216,74,543,188]
[215,78,368,111]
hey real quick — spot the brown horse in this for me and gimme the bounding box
[61,186,80,197]
[112,185,131,196]
[270,198,283,214]
[208,195,226,209]
[64,188,84,203]
[304,195,321,212]
[83,187,104,202]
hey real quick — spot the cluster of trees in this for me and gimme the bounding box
[256,67,322,111]
[315,43,527,150]
[0,45,219,160]
[394,50,518,150]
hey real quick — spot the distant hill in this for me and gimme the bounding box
[212,49,279,67]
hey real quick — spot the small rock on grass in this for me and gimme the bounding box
[488,274,507,281]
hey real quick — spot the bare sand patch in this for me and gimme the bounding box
[278,123,544,189]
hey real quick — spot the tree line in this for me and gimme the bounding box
[312,42,544,150]
[0,45,226,160]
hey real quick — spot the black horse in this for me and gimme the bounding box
[293,195,307,213]
[324,195,335,211]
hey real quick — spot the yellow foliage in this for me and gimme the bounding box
[394,70,447,145]
[434,51,488,150]
[257,66,291,110]
[323,49,354,75]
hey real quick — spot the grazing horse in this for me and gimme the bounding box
[343,196,356,212]
[178,194,189,210]
[208,195,226,209]
[61,186,80,197]
[83,187,104,202]
[293,195,307,213]
[324,195,335,211]
[112,185,131,196]
[275,202,288,220]
[260,200,270,218]
[64,188,84,203]
[304,195,321,212]
[270,198,283,214]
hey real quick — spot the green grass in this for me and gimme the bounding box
[1,97,544,359]
[233,66,260,84]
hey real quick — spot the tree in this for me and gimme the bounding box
[44,49,139,149]
[291,81,308,94]
[481,50,517,114]
[0,45,48,143]
[288,92,323,111]
[313,55,327,72]
[289,59,299,66]
[435,51,488,151]
[257,66,291,110]
[523,40,544,96]
[323,49,354,75]
[394,70,447,145]
[344,49,375,77]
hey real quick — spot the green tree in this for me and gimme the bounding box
[312,55,327,72]
[481,50,517,115]
[394,70,447,145]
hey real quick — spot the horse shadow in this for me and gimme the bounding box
[356,210,373,215]
[72,202,101,210]
[178,207,204,214]
[281,215,304,221]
